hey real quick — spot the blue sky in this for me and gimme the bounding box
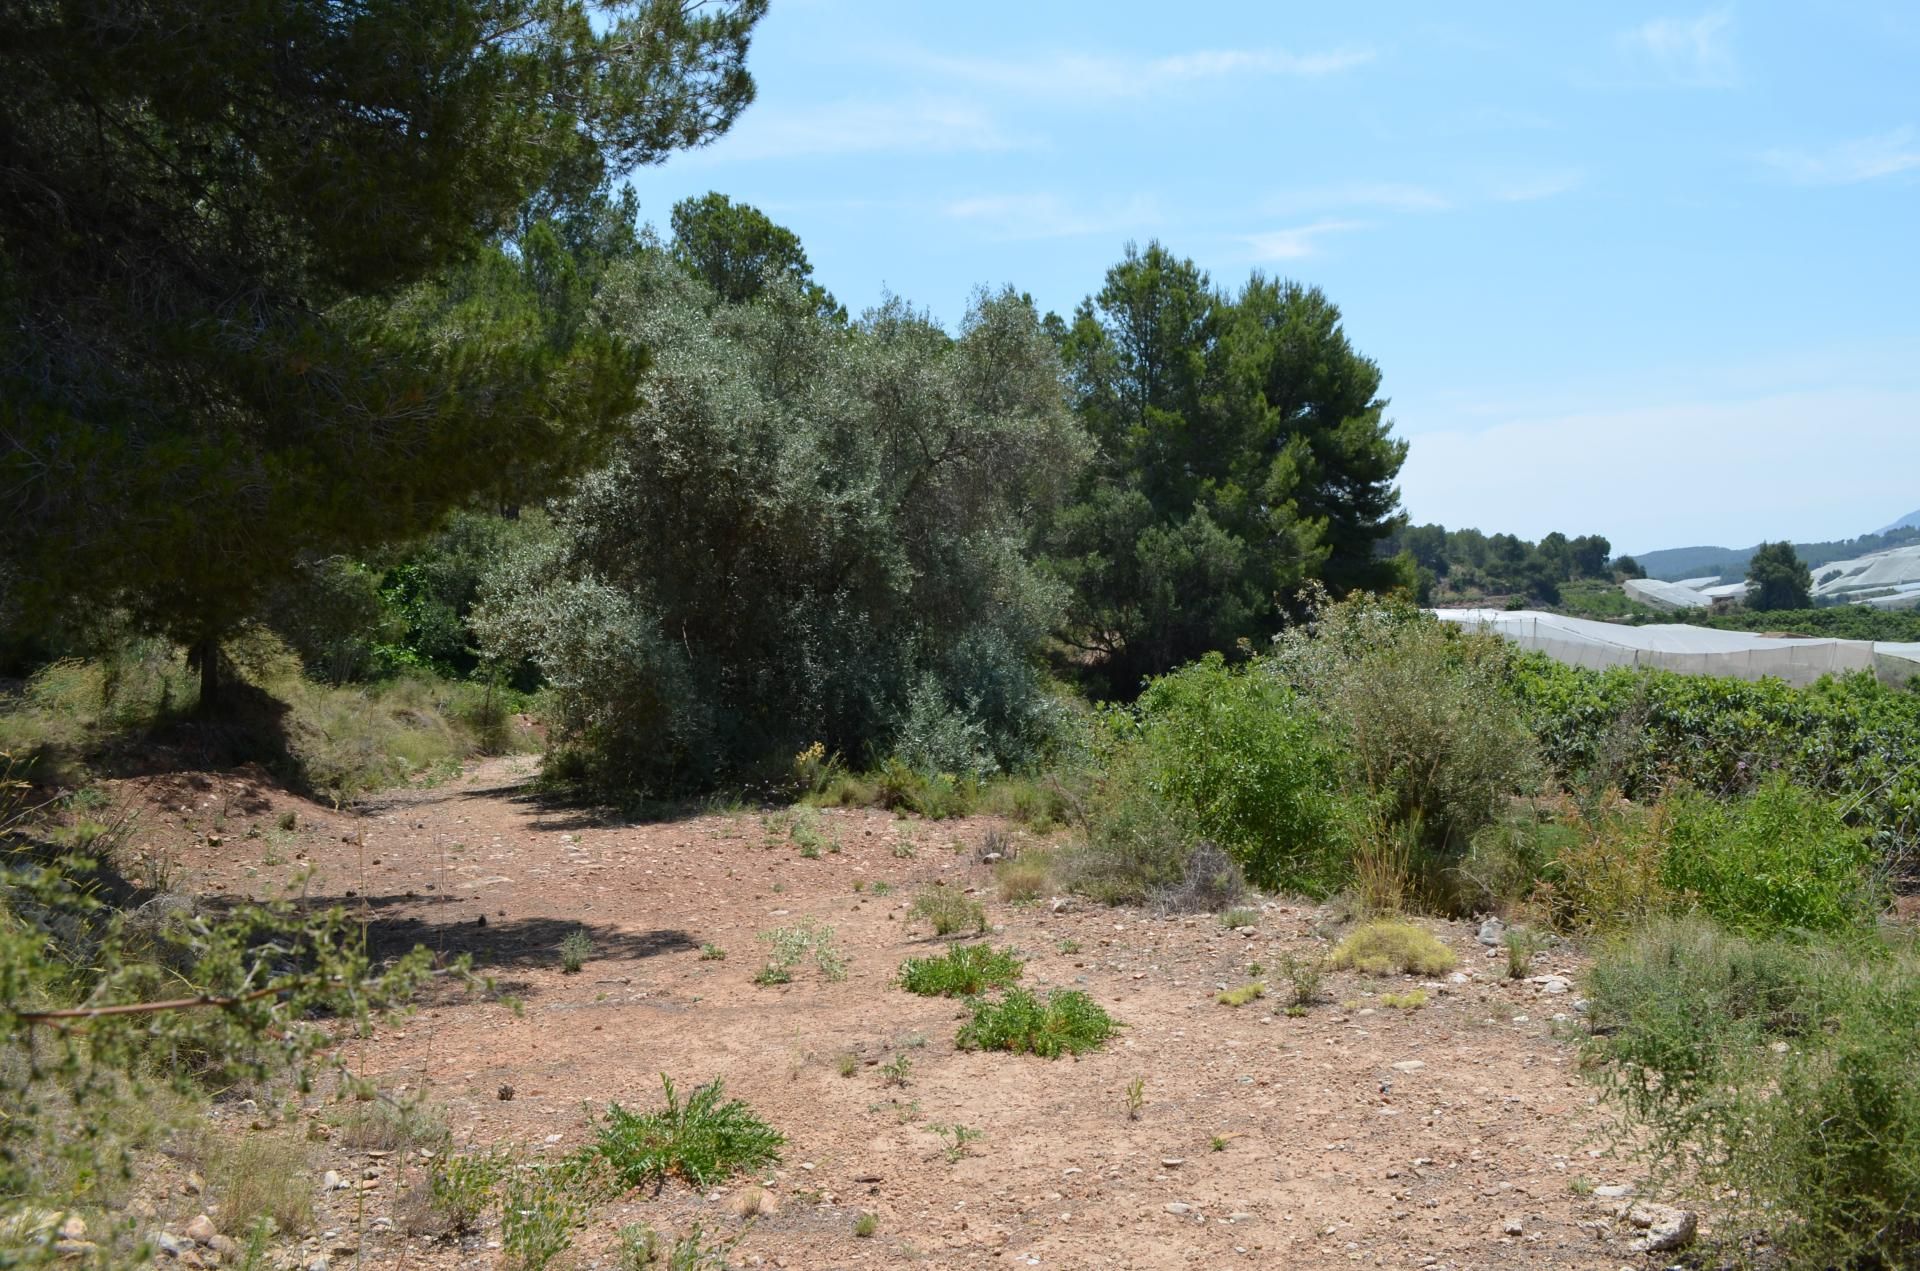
[628,1,1920,554]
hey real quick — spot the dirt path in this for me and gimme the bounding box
[143,759,1668,1270]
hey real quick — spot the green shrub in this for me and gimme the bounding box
[1216,981,1264,1007]
[1098,653,1351,894]
[1583,918,1920,1266]
[1538,800,1671,932]
[559,928,594,974]
[754,918,846,985]
[955,989,1118,1058]
[1060,757,1199,905]
[906,887,987,938]
[1660,777,1880,935]
[1329,921,1457,976]
[898,944,1024,997]
[591,1076,784,1189]
[1273,595,1544,876]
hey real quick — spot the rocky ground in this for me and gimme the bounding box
[101,757,1701,1270]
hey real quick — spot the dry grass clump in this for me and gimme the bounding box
[1215,981,1265,1007]
[1330,920,1457,977]
[210,1132,314,1238]
[994,849,1053,902]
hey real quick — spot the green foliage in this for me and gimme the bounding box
[591,1076,784,1190]
[955,989,1118,1058]
[479,259,1086,795]
[426,1150,512,1234]
[1746,540,1814,611]
[1274,952,1326,1008]
[897,945,1024,997]
[1,0,768,689]
[1384,523,1618,607]
[559,929,595,974]
[1660,778,1880,935]
[1583,918,1920,1267]
[1512,655,1920,863]
[500,1163,587,1271]
[1050,243,1408,694]
[1275,597,1543,875]
[670,191,842,318]
[1215,981,1265,1006]
[1096,653,1350,894]
[906,888,988,938]
[618,1220,748,1270]
[1329,921,1458,977]
[754,919,847,985]
[929,1123,982,1163]
[1686,605,1920,644]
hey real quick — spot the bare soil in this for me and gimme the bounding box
[120,758,1675,1270]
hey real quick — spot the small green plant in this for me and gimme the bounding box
[1275,951,1325,1008]
[559,928,594,974]
[591,1075,785,1189]
[617,1219,746,1270]
[1283,1004,1307,1018]
[854,1211,879,1238]
[880,1054,913,1088]
[1503,926,1550,980]
[1125,1077,1145,1121]
[892,837,917,859]
[907,886,987,938]
[1568,1177,1595,1197]
[798,840,821,860]
[1209,1135,1229,1152]
[1379,990,1428,1009]
[897,944,1024,997]
[835,1052,858,1078]
[501,1163,584,1271]
[1330,921,1457,976]
[424,1149,510,1234]
[930,1122,982,1163]
[699,943,726,961]
[956,989,1118,1058]
[870,880,892,897]
[1057,938,1081,955]
[754,918,847,985]
[1215,981,1265,1007]
[1220,906,1260,929]
[276,809,298,832]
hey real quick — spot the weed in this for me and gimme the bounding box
[1568,1177,1595,1197]
[870,880,892,897]
[798,840,821,860]
[956,989,1118,1058]
[331,1091,450,1153]
[835,1052,859,1078]
[1210,1135,1229,1152]
[616,1219,748,1270]
[1057,938,1081,955]
[755,918,847,985]
[699,943,726,961]
[930,1123,982,1163]
[897,944,1024,997]
[419,1149,509,1235]
[276,809,299,832]
[1502,926,1550,980]
[1379,990,1428,1009]
[854,1211,879,1238]
[592,1076,785,1190]
[1216,981,1265,1007]
[879,1054,913,1088]
[210,1132,313,1238]
[906,886,987,938]
[1220,906,1260,929]
[1125,1077,1145,1120]
[1283,1005,1307,1017]
[1330,921,1457,977]
[995,850,1053,902]
[559,928,594,974]
[501,1163,583,1271]
[893,837,917,859]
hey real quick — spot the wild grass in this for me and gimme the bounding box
[906,887,987,938]
[209,1132,314,1238]
[754,918,846,985]
[994,849,1053,902]
[1215,981,1265,1007]
[897,944,1024,997]
[955,989,1118,1058]
[1330,921,1457,977]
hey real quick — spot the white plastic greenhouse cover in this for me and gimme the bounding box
[1433,609,1920,689]
[1622,577,1712,610]
[1813,542,1920,603]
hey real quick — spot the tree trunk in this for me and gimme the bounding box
[190,636,221,714]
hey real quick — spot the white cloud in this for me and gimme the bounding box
[1761,127,1920,185]
[1240,220,1370,262]
[687,98,1026,162]
[1397,387,1920,549]
[1621,7,1738,87]
[909,45,1374,100]
[940,192,1161,242]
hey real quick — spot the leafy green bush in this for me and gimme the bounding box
[1091,652,1350,894]
[1513,656,1920,864]
[1273,595,1543,879]
[1583,918,1920,1266]
[955,989,1118,1058]
[1660,777,1880,935]
[591,1076,784,1189]
[898,944,1023,997]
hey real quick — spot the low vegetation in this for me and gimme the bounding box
[906,887,988,938]
[590,1076,785,1190]
[955,989,1118,1058]
[897,944,1024,997]
[1330,921,1458,977]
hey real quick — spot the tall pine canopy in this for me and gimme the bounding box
[0,0,767,701]
[1049,241,1408,695]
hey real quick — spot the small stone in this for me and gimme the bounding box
[1624,1204,1697,1253]
[1049,897,1073,913]
[1390,1060,1425,1072]
[208,1234,241,1258]
[57,1216,86,1241]
[183,1214,218,1245]
[55,1238,98,1258]
[305,1258,330,1271]
[1477,918,1506,947]
[1593,1185,1633,1199]
[154,1232,193,1255]
[1502,1218,1524,1236]
[1164,1202,1192,1215]
[182,1173,205,1196]
[322,1170,346,1191]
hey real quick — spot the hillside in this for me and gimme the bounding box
[1638,520,1920,582]
[1879,508,1920,535]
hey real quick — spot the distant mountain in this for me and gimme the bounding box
[1638,517,1920,583]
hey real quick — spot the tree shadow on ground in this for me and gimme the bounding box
[290,893,698,971]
